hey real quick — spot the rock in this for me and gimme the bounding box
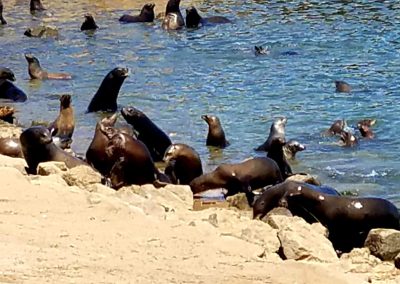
[226,193,251,210]
[62,165,102,188]
[286,173,321,185]
[30,174,69,189]
[37,161,68,176]
[163,184,193,210]
[0,120,22,138]
[0,166,30,187]
[24,25,59,38]
[273,216,338,262]
[86,183,116,196]
[340,248,381,273]
[265,211,293,229]
[395,253,400,269]
[364,229,400,261]
[0,154,27,175]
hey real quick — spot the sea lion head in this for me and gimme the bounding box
[59,94,72,109]
[163,144,180,163]
[284,139,305,155]
[335,80,351,93]
[121,106,146,125]
[109,67,129,79]
[24,54,40,65]
[81,13,99,30]
[165,0,181,14]
[185,6,202,28]
[20,126,53,148]
[0,67,16,81]
[201,115,220,126]
[141,3,155,19]
[254,46,270,56]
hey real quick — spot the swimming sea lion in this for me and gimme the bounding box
[163,143,203,185]
[201,114,229,148]
[121,106,172,162]
[357,124,374,139]
[80,13,98,31]
[267,137,292,179]
[105,132,159,189]
[119,3,155,23]
[339,130,357,147]
[335,80,351,93]
[185,6,230,28]
[20,126,87,174]
[190,157,283,204]
[283,139,306,160]
[255,117,287,152]
[254,46,269,56]
[87,67,129,113]
[0,0,7,25]
[25,54,72,80]
[0,67,27,102]
[0,138,23,158]
[30,0,46,12]
[357,119,376,128]
[253,180,400,253]
[161,0,184,30]
[48,94,75,139]
[323,119,346,136]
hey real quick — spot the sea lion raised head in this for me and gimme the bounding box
[201,114,229,148]
[162,0,184,30]
[185,6,202,28]
[119,3,155,23]
[324,119,347,136]
[0,67,15,81]
[283,139,306,160]
[81,13,98,31]
[255,117,287,152]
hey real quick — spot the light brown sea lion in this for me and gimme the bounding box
[25,54,72,80]
[48,94,75,139]
[335,80,351,93]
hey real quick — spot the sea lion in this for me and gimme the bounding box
[201,115,229,148]
[283,139,306,160]
[119,3,155,23]
[267,137,292,179]
[161,0,184,30]
[0,0,7,25]
[30,0,46,12]
[253,180,400,253]
[335,80,351,93]
[25,54,72,80]
[163,143,203,185]
[323,119,346,136]
[0,138,23,158]
[80,13,98,31]
[255,117,287,152]
[48,95,75,139]
[357,119,376,128]
[190,157,283,204]
[255,46,269,56]
[87,67,129,113]
[0,106,15,123]
[339,130,358,147]
[121,106,172,162]
[105,132,159,189]
[0,67,27,102]
[24,25,59,38]
[357,124,374,139]
[185,6,230,28]
[20,126,87,174]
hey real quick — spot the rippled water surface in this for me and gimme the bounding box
[1,0,400,205]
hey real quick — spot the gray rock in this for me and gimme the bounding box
[364,229,400,261]
[62,165,102,188]
[37,161,68,176]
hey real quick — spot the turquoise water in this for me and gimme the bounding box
[1,0,400,205]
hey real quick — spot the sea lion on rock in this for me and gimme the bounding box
[335,80,351,93]
[190,157,283,204]
[267,137,292,179]
[119,3,155,23]
[255,117,287,152]
[30,0,46,12]
[201,115,229,148]
[163,143,203,185]
[0,0,7,25]
[20,126,87,174]
[185,6,230,28]
[0,138,23,158]
[87,67,129,113]
[253,180,400,253]
[283,139,306,160]
[25,54,72,80]
[161,0,184,30]
[121,106,171,162]
[0,67,27,102]
[80,13,98,31]
[48,95,75,139]
[105,132,160,189]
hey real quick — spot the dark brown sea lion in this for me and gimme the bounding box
[86,114,119,176]
[254,46,269,56]
[48,95,75,139]
[190,157,283,204]
[105,132,159,189]
[161,0,184,30]
[267,137,292,179]
[119,3,155,23]
[253,180,400,253]
[0,138,23,158]
[283,139,306,160]
[87,67,129,113]
[121,106,172,162]
[357,119,376,128]
[335,80,351,93]
[20,126,87,174]
[25,54,72,80]
[255,117,287,152]
[357,124,374,139]
[185,6,231,28]
[163,143,203,185]
[30,0,46,12]
[80,13,98,31]
[339,130,358,147]
[0,0,7,25]
[0,67,27,102]
[201,114,229,148]
[323,119,346,136]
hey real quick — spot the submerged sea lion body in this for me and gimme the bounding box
[185,6,230,28]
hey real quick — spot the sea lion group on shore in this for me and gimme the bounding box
[0,0,398,255]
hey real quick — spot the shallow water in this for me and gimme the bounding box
[1,0,400,206]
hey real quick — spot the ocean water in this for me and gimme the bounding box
[1,0,400,206]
